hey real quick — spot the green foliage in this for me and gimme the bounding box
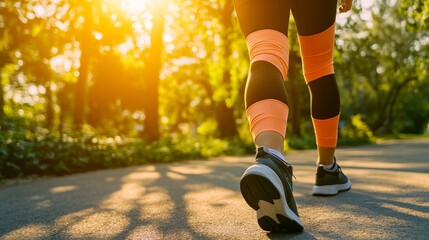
[0,117,254,180]
[335,0,429,134]
[1,0,428,180]
[284,114,376,150]
[339,115,375,145]
[401,0,429,31]
[0,125,137,179]
[286,135,316,150]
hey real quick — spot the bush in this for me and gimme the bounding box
[339,114,375,145]
[0,114,378,180]
[0,133,136,179]
[285,135,316,150]
[0,129,254,180]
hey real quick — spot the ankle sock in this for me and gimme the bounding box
[265,148,286,162]
[320,160,338,172]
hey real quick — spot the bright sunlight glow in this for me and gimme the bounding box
[110,0,150,15]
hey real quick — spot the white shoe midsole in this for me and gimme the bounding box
[312,180,352,195]
[243,164,302,226]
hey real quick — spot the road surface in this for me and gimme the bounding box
[1,138,429,239]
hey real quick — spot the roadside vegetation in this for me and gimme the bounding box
[1,0,428,180]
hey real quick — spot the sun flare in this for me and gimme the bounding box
[114,0,151,14]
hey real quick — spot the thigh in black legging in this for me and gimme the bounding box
[291,0,337,36]
[292,0,339,119]
[234,0,290,38]
[234,0,291,108]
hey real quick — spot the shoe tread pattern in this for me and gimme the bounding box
[240,174,303,232]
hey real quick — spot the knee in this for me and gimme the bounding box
[299,24,335,83]
[246,29,289,80]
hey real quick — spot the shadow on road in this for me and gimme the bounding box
[0,139,428,239]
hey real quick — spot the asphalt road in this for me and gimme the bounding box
[1,138,429,240]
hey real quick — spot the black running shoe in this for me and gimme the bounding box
[240,147,303,232]
[312,158,352,196]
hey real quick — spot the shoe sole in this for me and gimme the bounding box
[240,164,303,232]
[312,180,352,196]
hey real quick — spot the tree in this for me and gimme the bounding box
[144,0,168,141]
[401,0,429,31]
[73,0,93,129]
[336,0,428,133]
[157,0,247,139]
[286,19,307,137]
[1,1,69,131]
[215,0,237,137]
[0,1,25,120]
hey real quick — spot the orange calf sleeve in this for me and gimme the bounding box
[246,29,289,80]
[247,99,289,141]
[312,115,339,148]
[299,24,335,83]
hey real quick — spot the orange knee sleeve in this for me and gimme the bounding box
[299,24,335,83]
[312,115,339,148]
[247,99,289,140]
[246,29,289,80]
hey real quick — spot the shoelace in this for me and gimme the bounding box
[257,147,297,179]
[272,154,297,179]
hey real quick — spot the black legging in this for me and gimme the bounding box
[234,0,340,121]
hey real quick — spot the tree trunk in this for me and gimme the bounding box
[287,52,302,137]
[0,57,7,121]
[216,0,237,138]
[58,83,73,137]
[216,101,237,138]
[74,0,93,129]
[144,0,167,141]
[376,78,414,134]
[45,81,54,130]
[0,74,4,120]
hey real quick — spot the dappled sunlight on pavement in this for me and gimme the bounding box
[291,139,429,240]
[0,139,428,239]
[2,224,53,240]
[64,210,130,239]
